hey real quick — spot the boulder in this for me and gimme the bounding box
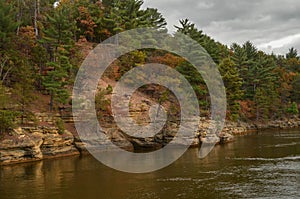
[0,127,80,165]
[0,133,43,164]
[41,130,79,157]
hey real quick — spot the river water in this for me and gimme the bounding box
[0,130,299,199]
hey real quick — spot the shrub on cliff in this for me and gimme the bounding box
[0,83,18,134]
[0,110,18,134]
[286,102,299,117]
[56,118,65,135]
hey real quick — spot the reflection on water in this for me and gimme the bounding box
[0,130,300,199]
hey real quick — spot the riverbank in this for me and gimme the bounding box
[1,117,300,165]
[2,130,299,199]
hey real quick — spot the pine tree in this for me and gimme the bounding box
[219,57,243,121]
[176,62,208,109]
[232,41,259,99]
[0,0,18,50]
[42,3,76,54]
[142,8,167,29]
[284,56,300,73]
[41,4,75,111]
[274,67,295,110]
[0,82,18,134]
[6,26,40,120]
[13,66,35,124]
[286,47,299,60]
[254,52,279,120]
[42,59,69,111]
[100,0,166,42]
[175,19,224,64]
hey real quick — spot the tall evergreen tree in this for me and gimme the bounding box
[42,58,69,111]
[0,0,18,50]
[100,0,166,42]
[41,2,75,111]
[0,82,18,134]
[219,57,243,121]
[42,2,76,55]
[176,62,208,109]
[286,47,299,60]
[175,19,224,64]
[254,52,279,119]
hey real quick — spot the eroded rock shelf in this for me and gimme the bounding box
[1,117,300,165]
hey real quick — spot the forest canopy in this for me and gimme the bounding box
[1,0,300,133]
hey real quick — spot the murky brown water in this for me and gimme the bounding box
[1,130,299,199]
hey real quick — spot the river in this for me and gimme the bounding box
[0,129,299,199]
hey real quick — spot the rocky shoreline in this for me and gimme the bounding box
[0,127,79,165]
[1,117,300,165]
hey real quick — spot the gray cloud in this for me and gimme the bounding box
[142,0,300,54]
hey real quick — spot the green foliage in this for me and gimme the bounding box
[0,110,18,134]
[41,4,77,111]
[250,54,279,120]
[43,4,76,49]
[283,56,300,73]
[143,8,167,29]
[175,19,226,64]
[14,80,35,124]
[106,84,113,94]
[100,0,166,41]
[0,82,18,134]
[95,89,110,112]
[286,102,299,116]
[218,57,243,121]
[1,1,300,124]
[231,42,258,99]
[42,63,69,111]
[55,117,65,135]
[176,62,208,109]
[286,47,299,60]
[0,82,8,108]
[254,84,278,120]
[0,0,18,49]
[232,42,278,102]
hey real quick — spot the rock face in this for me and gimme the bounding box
[0,125,135,165]
[41,130,79,158]
[0,127,79,165]
[2,116,300,165]
[0,133,43,164]
[74,129,134,153]
[254,118,300,129]
[125,121,201,150]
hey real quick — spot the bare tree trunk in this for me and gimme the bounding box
[256,106,259,121]
[50,93,54,112]
[37,0,40,14]
[2,67,12,83]
[21,88,25,124]
[16,0,23,35]
[0,56,8,79]
[34,0,39,37]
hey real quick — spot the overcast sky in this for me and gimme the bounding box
[142,0,300,55]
